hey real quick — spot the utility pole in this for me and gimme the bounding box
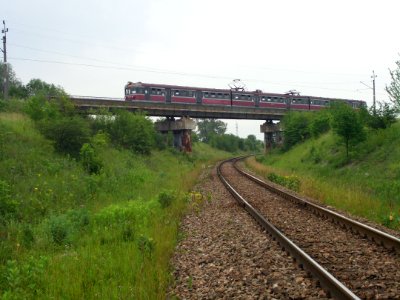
[371,70,377,115]
[1,20,9,100]
[360,70,377,115]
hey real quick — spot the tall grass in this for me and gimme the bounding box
[246,124,400,230]
[0,112,231,299]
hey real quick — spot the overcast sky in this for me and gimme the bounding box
[3,0,400,139]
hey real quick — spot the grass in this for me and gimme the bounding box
[246,123,400,230]
[0,111,232,299]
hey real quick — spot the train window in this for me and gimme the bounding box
[261,96,265,101]
[325,101,329,106]
[125,89,130,95]
[234,95,239,99]
[204,92,209,98]
[267,97,271,102]
[211,93,216,98]
[174,90,180,96]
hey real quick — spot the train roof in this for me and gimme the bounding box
[125,82,365,103]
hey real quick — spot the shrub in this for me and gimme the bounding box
[310,112,331,138]
[137,234,155,258]
[283,112,313,150]
[48,215,71,245]
[267,172,301,192]
[24,94,60,121]
[158,190,175,208]
[109,111,155,154]
[80,143,103,174]
[1,256,48,299]
[0,180,18,222]
[39,116,90,158]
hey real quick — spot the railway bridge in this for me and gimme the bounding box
[68,96,284,151]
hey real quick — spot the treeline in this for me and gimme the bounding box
[282,101,397,157]
[196,118,264,153]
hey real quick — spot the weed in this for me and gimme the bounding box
[267,173,301,192]
[137,234,155,258]
[48,215,71,246]
[1,256,48,299]
[158,190,176,209]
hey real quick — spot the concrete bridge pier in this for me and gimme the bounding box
[260,120,283,152]
[155,117,196,152]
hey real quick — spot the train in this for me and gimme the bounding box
[124,81,366,111]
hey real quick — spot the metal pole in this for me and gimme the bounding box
[372,70,377,115]
[2,20,9,100]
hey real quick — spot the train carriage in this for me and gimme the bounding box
[124,81,365,111]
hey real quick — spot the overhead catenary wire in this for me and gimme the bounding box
[9,56,370,94]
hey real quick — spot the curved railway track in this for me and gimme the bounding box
[217,157,400,299]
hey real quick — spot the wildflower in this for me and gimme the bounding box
[34,187,39,192]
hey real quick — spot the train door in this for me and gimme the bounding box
[286,96,292,110]
[166,88,171,103]
[144,88,150,101]
[196,91,203,104]
[254,94,260,107]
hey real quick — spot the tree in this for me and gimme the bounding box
[0,62,28,99]
[330,102,365,158]
[365,102,397,129]
[244,134,259,152]
[39,116,91,158]
[26,78,66,97]
[282,111,312,150]
[109,110,155,154]
[309,110,331,138]
[196,119,227,143]
[386,58,400,110]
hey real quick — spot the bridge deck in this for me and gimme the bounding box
[69,97,285,120]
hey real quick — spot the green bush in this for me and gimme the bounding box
[48,215,71,246]
[137,234,155,258]
[267,172,301,192]
[310,112,331,137]
[1,256,48,299]
[80,143,103,174]
[158,190,175,208]
[24,95,60,121]
[283,111,313,150]
[0,180,18,222]
[39,116,90,158]
[109,111,155,154]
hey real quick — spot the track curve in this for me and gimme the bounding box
[218,157,400,299]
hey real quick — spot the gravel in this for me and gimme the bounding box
[169,164,328,299]
[222,161,400,299]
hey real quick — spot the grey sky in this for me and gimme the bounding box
[3,0,400,139]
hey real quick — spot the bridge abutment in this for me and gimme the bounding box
[260,120,283,152]
[155,117,196,152]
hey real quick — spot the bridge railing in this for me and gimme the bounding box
[70,95,124,101]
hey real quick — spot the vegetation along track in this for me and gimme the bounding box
[217,157,400,299]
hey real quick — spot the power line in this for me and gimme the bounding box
[9,56,369,95]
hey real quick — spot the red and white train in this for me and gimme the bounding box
[125,82,366,111]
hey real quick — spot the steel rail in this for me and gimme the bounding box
[233,158,400,253]
[217,158,360,300]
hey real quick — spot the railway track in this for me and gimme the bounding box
[217,157,400,299]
